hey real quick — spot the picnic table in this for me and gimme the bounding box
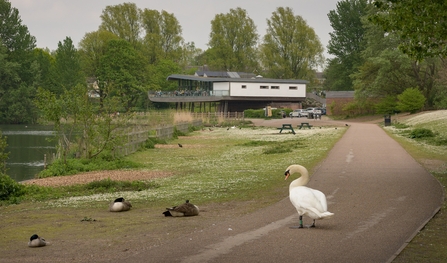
[298,122,313,129]
[277,124,295,134]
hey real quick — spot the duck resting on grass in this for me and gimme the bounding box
[163,200,199,217]
[28,234,47,247]
[109,197,132,212]
[284,164,334,228]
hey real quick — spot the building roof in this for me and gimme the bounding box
[167,74,309,84]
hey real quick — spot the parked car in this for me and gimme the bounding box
[289,109,308,118]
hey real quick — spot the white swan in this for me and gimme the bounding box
[163,200,199,217]
[28,234,47,247]
[109,197,132,212]
[285,164,334,228]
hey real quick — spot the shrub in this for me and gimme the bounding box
[409,128,435,139]
[0,173,25,200]
[397,88,426,113]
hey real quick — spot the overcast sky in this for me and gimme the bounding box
[10,0,339,61]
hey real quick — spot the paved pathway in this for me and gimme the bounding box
[113,120,443,263]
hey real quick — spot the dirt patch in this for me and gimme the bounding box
[21,170,173,187]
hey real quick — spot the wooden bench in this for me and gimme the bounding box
[277,124,296,134]
[298,123,313,129]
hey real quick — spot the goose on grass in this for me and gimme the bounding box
[28,234,47,247]
[163,200,199,217]
[109,197,132,212]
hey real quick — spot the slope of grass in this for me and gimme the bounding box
[384,110,447,262]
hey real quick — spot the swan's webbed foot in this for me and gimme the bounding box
[289,225,304,229]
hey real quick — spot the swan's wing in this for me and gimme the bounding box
[290,187,327,213]
[311,189,328,211]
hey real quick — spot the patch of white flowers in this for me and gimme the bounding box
[404,110,447,126]
[49,126,345,208]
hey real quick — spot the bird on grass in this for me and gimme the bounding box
[163,200,199,217]
[284,164,333,228]
[178,143,183,147]
[28,234,47,247]
[109,197,132,212]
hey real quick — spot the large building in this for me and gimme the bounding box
[149,73,309,112]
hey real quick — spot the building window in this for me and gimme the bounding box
[260,85,269,89]
[241,85,247,89]
[289,86,297,90]
[271,86,279,89]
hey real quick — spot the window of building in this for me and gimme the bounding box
[241,85,247,89]
[289,86,298,90]
[271,86,279,89]
[260,85,269,89]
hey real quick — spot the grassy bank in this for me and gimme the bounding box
[384,110,447,262]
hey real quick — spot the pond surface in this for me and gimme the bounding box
[0,125,56,182]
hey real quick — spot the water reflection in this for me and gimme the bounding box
[0,125,56,182]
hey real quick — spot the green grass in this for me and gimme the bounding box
[0,125,347,257]
[384,110,447,262]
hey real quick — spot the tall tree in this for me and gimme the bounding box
[33,48,57,93]
[261,7,323,80]
[141,9,184,63]
[325,0,369,91]
[208,7,259,72]
[53,37,85,93]
[0,0,38,124]
[99,3,142,48]
[78,30,120,79]
[353,7,443,109]
[372,0,447,60]
[97,39,146,111]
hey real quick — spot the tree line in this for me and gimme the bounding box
[0,1,324,124]
[1,0,446,125]
[325,0,447,113]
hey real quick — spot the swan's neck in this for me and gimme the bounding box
[289,165,310,190]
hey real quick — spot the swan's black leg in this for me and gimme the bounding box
[310,219,316,228]
[290,216,304,229]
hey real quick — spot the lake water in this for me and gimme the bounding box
[0,125,56,182]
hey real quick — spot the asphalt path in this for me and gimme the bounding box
[113,118,443,263]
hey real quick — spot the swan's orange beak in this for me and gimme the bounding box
[284,171,290,180]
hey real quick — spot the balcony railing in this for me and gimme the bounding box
[149,90,229,98]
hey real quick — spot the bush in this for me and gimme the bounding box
[409,128,435,139]
[244,109,266,118]
[0,173,25,200]
[397,88,426,113]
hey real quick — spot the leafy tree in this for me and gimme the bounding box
[179,42,203,70]
[397,88,426,113]
[78,29,120,79]
[375,95,398,114]
[35,84,128,162]
[261,7,323,80]
[33,48,58,93]
[325,0,369,91]
[141,9,184,63]
[99,3,142,48]
[0,0,38,124]
[353,8,442,109]
[208,7,259,72]
[97,39,146,111]
[372,0,447,60]
[53,37,85,93]
[147,59,181,91]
